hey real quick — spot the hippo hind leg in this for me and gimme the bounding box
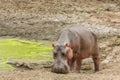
[92,53,100,72]
[92,33,99,72]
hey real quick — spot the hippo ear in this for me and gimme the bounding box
[52,43,55,47]
[64,43,70,47]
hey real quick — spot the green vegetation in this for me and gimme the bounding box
[113,38,120,46]
[0,38,52,70]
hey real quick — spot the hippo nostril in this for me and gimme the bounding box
[64,65,69,72]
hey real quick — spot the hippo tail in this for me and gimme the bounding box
[91,32,97,42]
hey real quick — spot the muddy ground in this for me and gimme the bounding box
[0,0,120,80]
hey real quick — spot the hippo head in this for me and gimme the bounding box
[51,43,73,74]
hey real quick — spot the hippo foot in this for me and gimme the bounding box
[75,70,80,73]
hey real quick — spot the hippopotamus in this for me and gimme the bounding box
[51,25,99,74]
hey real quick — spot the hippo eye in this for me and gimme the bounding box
[62,52,66,57]
[53,53,57,58]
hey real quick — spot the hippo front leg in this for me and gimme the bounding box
[68,57,75,72]
[76,56,82,73]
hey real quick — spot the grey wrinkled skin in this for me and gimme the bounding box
[52,46,70,74]
[52,24,99,73]
[52,59,69,74]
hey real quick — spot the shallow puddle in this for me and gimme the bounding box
[0,38,53,70]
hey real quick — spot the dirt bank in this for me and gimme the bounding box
[0,0,120,80]
[0,0,120,40]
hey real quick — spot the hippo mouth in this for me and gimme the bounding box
[51,61,70,74]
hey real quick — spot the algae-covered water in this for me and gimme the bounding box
[0,38,52,70]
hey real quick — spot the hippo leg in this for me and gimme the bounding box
[76,56,82,73]
[92,53,100,72]
[68,57,75,71]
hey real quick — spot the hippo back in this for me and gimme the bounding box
[67,25,97,56]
